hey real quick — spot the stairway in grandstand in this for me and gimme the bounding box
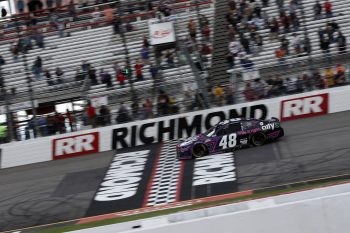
[208,0,231,87]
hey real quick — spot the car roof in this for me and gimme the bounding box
[217,118,242,125]
[217,118,261,125]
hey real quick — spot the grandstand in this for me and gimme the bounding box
[0,0,349,141]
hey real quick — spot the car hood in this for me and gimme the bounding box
[178,134,204,147]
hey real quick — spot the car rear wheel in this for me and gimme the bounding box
[251,132,267,146]
[192,144,208,158]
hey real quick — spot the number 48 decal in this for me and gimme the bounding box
[219,133,237,149]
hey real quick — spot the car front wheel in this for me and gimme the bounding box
[192,144,208,158]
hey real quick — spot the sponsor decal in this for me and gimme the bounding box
[180,135,200,147]
[240,138,248,144]
[86,144,158,216]
[267,130,281,139]
[280,93,329,121]
[237,128,261,135]
[52,132,99,160]
[260,122,276,130]
[112,104,268,149]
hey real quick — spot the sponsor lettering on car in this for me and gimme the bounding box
[260,122,280,131]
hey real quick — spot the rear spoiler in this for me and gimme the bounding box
[271,117,280,122]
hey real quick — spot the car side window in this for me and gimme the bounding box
[242,120,257,130]
[216,128,227,136]
[228,123,242,133]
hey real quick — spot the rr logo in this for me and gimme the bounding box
[52,132,99,159]
[280,93,329,121]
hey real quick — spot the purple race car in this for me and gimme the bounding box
[176,118,284,160]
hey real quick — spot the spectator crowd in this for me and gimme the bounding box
[243,64,347,101]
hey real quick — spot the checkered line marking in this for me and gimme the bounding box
[146,140,181,206]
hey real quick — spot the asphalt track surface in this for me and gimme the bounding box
[1,111,350,232]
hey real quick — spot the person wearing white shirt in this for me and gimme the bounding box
[229,39,241,55]
[290,33,301,55]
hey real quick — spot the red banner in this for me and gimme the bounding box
[52,132,99,160]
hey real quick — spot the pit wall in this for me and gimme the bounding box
[1,85,350,169]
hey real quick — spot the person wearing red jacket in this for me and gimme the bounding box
[116,69,126,86]
[86,103,97,128]
[134,61,144,81]
[324,0,332,18]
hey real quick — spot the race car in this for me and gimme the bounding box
[176,118,284,160]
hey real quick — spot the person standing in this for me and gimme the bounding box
[188,18,197,42]
[337,31,347,54]
[17,0,25,13]
[275,46,286,63]
[99,105,111,126]
[55,67,64,84]
[131,101,139,120]
[103,5,114,23]
[45,69,54,86]
[143,35,150,48]
[157,90,170,116]
[314,1,322,19]
[68,0,76,20]
[324,67,335,88]
[86,103,97,128]
[140,46,150,65]
[280,35,290,55]
[55,0,62,8]
[55,112,66,134]
[113,16,121,35]
[88,66,98,85]
[324,0,332,18]
[10,42,19,62]
[104,71,112,88]
[149,63,158,79]
[134,60,144,81]
[66,109,75,132]
[32,56,43,80]
[276,0,284,9]
[46,0,53,8]
[143,99,153,119]
[123,62,133,83]
[116,103,130,123]
[116,69,126,86]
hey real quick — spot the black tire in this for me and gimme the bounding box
[251,132,267,146]
[192,144,208,158]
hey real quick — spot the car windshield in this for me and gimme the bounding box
[204,127,216,137]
